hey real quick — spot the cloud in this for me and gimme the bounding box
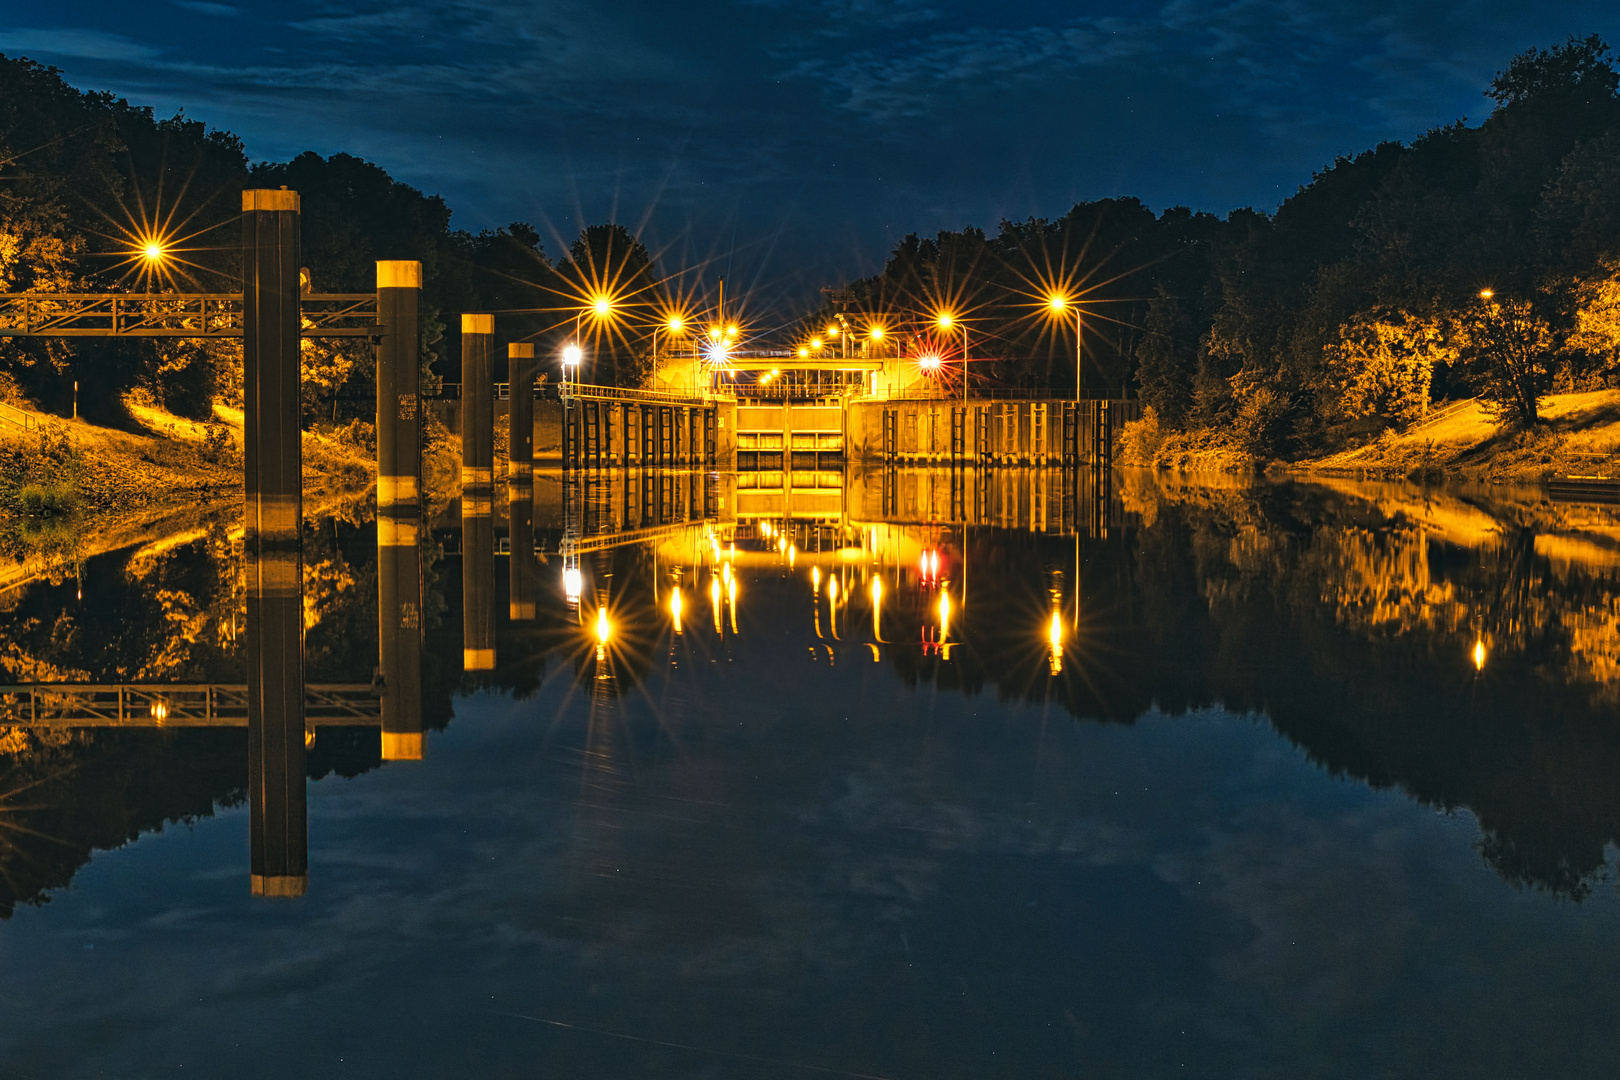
[0,28,160,62]
[172,1,239,15]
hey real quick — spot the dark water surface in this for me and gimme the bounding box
[3,469,1620,1077]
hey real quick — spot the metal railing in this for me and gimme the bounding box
[0,400,38,430]
[0,293,379,338]
[0,683,380,726]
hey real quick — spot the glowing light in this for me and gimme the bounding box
[722,561,733,586]
[671,588,683,633]
[1478,289,1494,301]
[777,537,787,553]
[1046,292,1069,313]
[829,576,839,602]
[811,336,824,350]
[934,312,956,331]
[563,567,582,601]
[708,325,723,343]
[826,324,839,336]
[562,344,583,366]
[812,566,821,594]
[871,576,883,640]
[666,315,686,333]
[591,294,614,318]
[726,324,739,338]
[1048,611,1064,674]
[869,325,886,341]
[788,544,796,568]
[1472,638,1487,671]
[798,347,810,358]
[595,607,612,644]
[938,590,951,640]
[918,353,943,373]
[149,698,169,721]
[142,241,166,263]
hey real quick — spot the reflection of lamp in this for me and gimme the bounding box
[1048,611,1064,675]
[671,587,683,634]
[563,565,582,603]
[1472,637,1487,671]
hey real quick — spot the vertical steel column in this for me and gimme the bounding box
[246,546,306,897]
[242,188,305,898]
[460,314,495,671]
[376,261,421,517]
[243,188,301,549]
[461,314,494,488]
[378,514,423,760]
[507,342,535,482]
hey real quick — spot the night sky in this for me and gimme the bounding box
[6,2,1620,301]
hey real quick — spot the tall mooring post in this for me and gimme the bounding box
[376,261,422,517]
[242,187,306,897]
[461,314,496,671]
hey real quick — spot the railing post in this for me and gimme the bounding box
[242,188,306,898]
[376,261,422,518]
[461,314,494,489]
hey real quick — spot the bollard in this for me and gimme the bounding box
[376,261,422,515]
[508,342,535,481]
[378,513,424,760]
[461,314,494,488]
[246,546,307,897]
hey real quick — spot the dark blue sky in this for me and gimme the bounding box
[5,2,1619,301]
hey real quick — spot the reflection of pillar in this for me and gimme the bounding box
[463,488,495,670]
[243,188,307,898]
[509,481,536,620]
[242,188,301,554]
[376,261,422,518]
[378,513,423,760]
[461,314,493,488]
[247,547,306,897]
[508,342,535,482]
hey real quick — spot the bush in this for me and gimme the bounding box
[1117,407,1164,466]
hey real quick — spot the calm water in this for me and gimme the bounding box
[3,468,1620,1077]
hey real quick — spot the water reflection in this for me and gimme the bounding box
[8,467,1620,912]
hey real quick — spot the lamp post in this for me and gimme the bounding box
[560,342,582,403]
[935,312,969,403]
[1047,294,1081,402]
[652,314,685,391]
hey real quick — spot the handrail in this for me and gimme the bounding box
[0,400,38,430]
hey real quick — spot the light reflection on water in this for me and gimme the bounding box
[3,468,1620,1076]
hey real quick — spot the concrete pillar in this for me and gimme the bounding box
[376,261,422,516]
[508,342,535,482]
[461,314,494,488]
[242,188,301,548]
[378,514,423,761]
[246,546,306,897]
[509,481,536,620]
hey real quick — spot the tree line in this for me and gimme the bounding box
[0,54,658,428]
[830,35,1620,457]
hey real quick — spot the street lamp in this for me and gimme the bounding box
[561,342,582,400]
[653,313,686,389]
[934,311,969,403]
[1048,293,1081,402]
